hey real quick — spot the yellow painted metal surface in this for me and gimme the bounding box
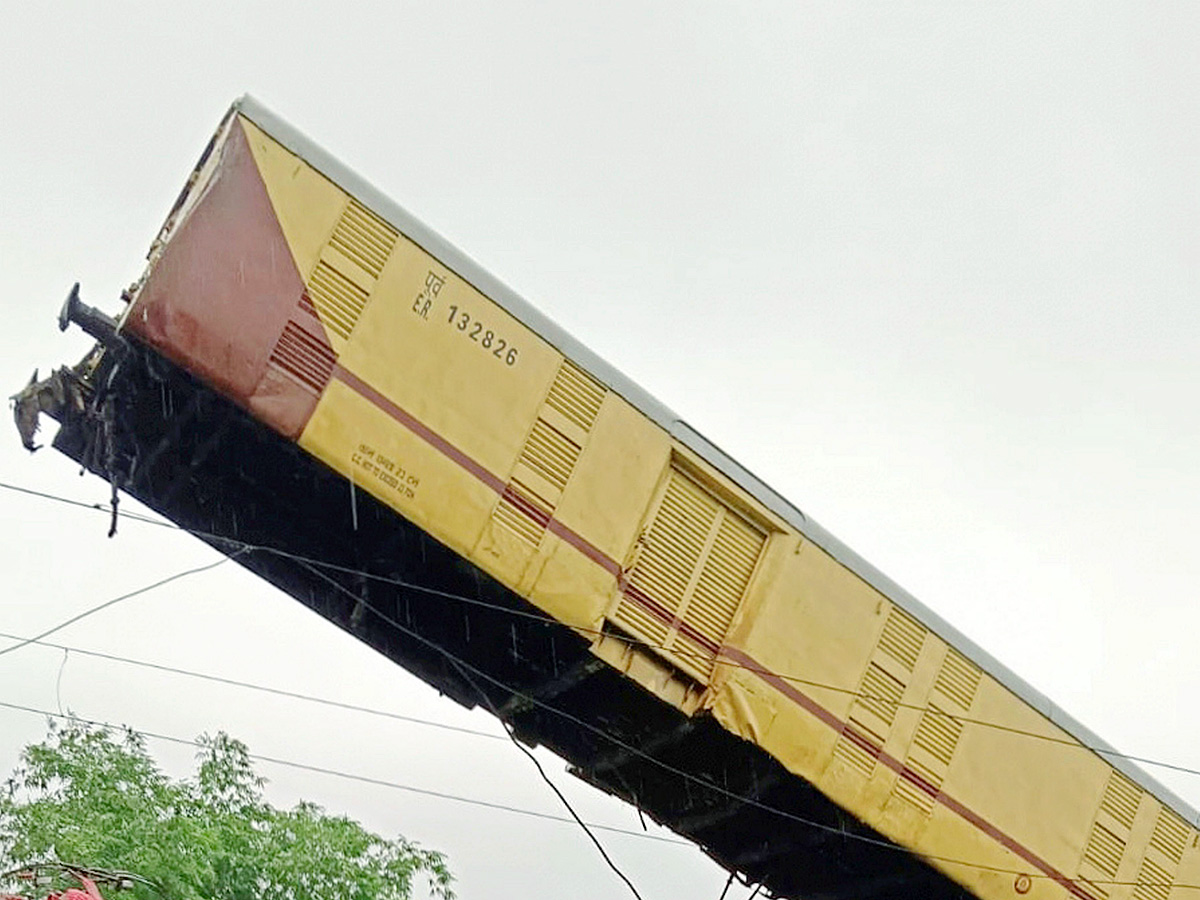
[242,118,347,292]
[242,112,1199,900]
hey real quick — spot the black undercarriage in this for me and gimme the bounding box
[29,339,971,900]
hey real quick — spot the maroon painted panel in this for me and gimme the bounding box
[124,119,331,439]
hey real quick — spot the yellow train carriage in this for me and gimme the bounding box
[37,97,1200,900]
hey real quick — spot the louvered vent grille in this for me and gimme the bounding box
[835,605,927,784]
[546,361,605,432]
[328,200,398,279]
[268,321,336,395]
[893,759,939,815]
[1075,770,1168,894]
[933,649,980,711]
[1133,857,1173,900]
[888,706,961,815]
[1122,806,1194,900]
[519,419,582,495]
[912,707,962,768]
[889,648,973,817]
[622,476,714,624]
[302,199,399,343]
[610,593,671,648]
[494,481,552,547]
[1102,772,1143,832]
[1085,823,1126,879]
[611,467,766,683]
[1150,809,1191,864]
[879,608,926,671]
[834,727,882,779]
[857,663,904,731]
[834,663,903,781]
[307,262,370,340]
[490,360,606,547]
[680,510,765,660]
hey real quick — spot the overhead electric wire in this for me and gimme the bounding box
[0,698,690,847]
[292,557,1200,891]
[33,634,1170,894]
[0,695,1189,891]
[55,648,69,716]
[0,550,242,660]
[499,719,646,900]
[26,625,1195,893]
[1,481,1196,889]
[0,480,174,527]
[3,478,1200,780]
[0,631,506,743]
[448,655,647,900]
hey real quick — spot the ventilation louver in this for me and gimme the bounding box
[305,199,398,341]
[611,465,766,684]
[490,361,606,547]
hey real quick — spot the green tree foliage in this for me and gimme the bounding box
[0,721,453,900]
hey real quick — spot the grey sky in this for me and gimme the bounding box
[1,3,1197,898]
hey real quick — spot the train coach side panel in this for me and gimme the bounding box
[714,543,1091,900]
[120,101,1200,900]
[718,536,1200,900]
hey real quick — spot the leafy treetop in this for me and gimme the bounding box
[0,721,453,900]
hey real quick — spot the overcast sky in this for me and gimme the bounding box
[1,3,1197,899]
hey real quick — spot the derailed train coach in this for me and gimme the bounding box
[18,97,1200,900]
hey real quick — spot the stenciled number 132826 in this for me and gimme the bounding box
[445,304,519,366]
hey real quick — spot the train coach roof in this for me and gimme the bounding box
[226,94,1199,828]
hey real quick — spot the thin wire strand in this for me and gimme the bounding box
[0,551,242,660]
[2,478,1197,779]
[55,649,69,717]
[449,655,646,900]
[231,536,1200,779]
[0,480,174,527]
[0,695,1190,891]
[0,631,506,743]
[301,558,1166,888]
[0,487,1190,889]
[0,698,690,847]
[20,624,1178,892]
[7,482,1200,892]
[502,722,646,900]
